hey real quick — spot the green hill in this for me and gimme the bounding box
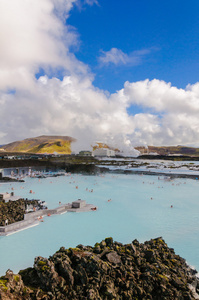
[0,135,76,154]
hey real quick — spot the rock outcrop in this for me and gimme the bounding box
[0,237,199,299]
[65,163,108,174]
[0,199,45,226]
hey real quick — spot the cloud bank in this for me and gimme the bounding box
[1,0,199,155]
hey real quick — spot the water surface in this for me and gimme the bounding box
[0,173,198,275]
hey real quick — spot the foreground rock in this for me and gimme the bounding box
[0,237,199,299]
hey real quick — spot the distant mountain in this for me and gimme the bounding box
[135,145,199,156]
[0,135,76,154]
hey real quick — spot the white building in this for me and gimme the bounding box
[72,199,86,208]
[78,151,93,157]
[92,148,115,157]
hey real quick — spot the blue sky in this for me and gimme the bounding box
[68,0,199,93]
[1,0,199,152]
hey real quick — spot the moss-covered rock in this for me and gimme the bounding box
[1,237,199,299]
[0,198,46,226]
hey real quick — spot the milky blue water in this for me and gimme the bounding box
[0,173,199,275]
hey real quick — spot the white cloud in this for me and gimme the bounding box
[99,48,129,65]
[0,74,135,152]
[0,0,86,91]
[123,79,199,115]
[1,0,199,154]
[83,0,98,5]
[121,80,199,146]
[75,0,99,10]
[2,74,199,152]
[99,48,152,66]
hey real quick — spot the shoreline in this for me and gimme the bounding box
[1,166,199,182]
[5,221,39,236]
[0,202,97,236]
[109,168,199,179]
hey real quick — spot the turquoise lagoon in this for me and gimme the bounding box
[0,172,199,275]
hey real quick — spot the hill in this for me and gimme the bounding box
[135,145,199,157]
[0,135,76,155]
[92,142,119,152]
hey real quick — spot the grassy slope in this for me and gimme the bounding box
[29,141,71,154]
[0,136,74,154]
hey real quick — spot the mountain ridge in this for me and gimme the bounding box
[0,135,76,154]
[135,145,199,156]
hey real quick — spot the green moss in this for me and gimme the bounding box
[154,238,165,246]
[157,274,169,283]
[14,275,20,282]
[72,247,81,251]
[37,261,50,272]
[171,259,177,264]
[0,279,8,291]
[103,261,110,267]
[41,265,50,272]
[23,287,29,295]
[37,260,47,266]
[125,249,132,255]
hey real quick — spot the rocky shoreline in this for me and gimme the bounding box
[2,155,199,180]
[0,176,24,183]
[112,169,199,180]
[66,164,199,180]
[0,199,46,226]
[0,237,198,299]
